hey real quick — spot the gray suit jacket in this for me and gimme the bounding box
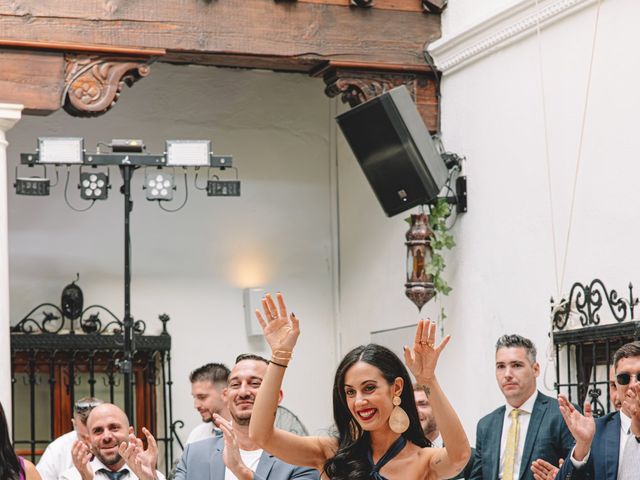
[174,435,320,480]
[470,391,575,480]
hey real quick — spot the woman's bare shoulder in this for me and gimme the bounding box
[23,459,42,480]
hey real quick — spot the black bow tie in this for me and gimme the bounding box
[98,468,129,480]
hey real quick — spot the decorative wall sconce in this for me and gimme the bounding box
[405,213,435,310]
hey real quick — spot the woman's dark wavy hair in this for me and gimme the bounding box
[0,401,22,480]
[323,344,430,480]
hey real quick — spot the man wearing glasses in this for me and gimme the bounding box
[556,341,640,479]
[37,397,104,480]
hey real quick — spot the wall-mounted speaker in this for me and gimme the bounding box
[336,85,449,217]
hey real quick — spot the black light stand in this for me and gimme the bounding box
[121,162,135,417]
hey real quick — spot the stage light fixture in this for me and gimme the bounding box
[79,170,109,200]
[166,140,211,167]
[207,180,240,197]
[38,137,84,164]
[14,165,50,196]
[145,170,174,201]
[15,177,50,196]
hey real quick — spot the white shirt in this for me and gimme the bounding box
[224,449,263,480]
[36,430,78,480]
[430,433,443,448]
[185,422,217,445]
[59,457,166,480]
[617,409,633,477]
[499,390,538,479]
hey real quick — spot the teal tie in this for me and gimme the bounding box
[98,468,129,480]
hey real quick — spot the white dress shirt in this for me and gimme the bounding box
[617,409,633,477]
[185,422,217,445]
[36,430,78,480]
[499,390,538,479]
[568,409,634,477]
[224,448,263,480]
[59,457,166,480]
[430,433,444,448]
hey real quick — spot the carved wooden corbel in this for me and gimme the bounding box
[313,62,438,133]
[63,54,151,117]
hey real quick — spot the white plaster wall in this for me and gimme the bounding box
[441,0,521,36]
[337,0,640,444]
[7,65,337,440]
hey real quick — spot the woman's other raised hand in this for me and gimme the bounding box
[404,319,450,384]
[255,292,300,355]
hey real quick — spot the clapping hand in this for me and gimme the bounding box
[531,458,562,480]
[403,319,450,384]
[624,383,640,435]
[557,395,595,461]
[118,428,158,480]
[255,293,299,355]
[71,440,94,480]
[213,414,252,479]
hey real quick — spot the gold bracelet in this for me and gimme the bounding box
[270,360,288,369]
[273,350,293,359]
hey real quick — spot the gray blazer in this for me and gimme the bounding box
[174,435,320,480]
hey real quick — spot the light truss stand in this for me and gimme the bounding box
[19,151,232,420]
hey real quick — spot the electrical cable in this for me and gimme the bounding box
[63,167,95,212]
[158,169,188,212]
[193,168,207,191]
[422,46,443,135]
[536,0,603,390]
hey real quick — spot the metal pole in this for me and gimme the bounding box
[121,164,135,421]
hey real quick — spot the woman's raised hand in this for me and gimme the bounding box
[255,292,300,354]
[403,319,450,384]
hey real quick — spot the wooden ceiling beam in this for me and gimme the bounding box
[0,0,439,70]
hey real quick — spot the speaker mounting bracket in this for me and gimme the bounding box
[438,175,467,214]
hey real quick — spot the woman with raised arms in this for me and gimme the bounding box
[248,293,470,480]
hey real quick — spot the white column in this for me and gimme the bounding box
[0,103,23,429]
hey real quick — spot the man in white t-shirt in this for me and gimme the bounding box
[174,354,318,479]
[37,397,104,480]
[186,363,230,445]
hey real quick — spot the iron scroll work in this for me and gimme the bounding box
[551,279,640,418]
[10,297,185,473]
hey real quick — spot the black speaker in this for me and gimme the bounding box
[336,85,449,217]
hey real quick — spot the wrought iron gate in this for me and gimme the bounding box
[10,302,182,475]
[552,279,640,416]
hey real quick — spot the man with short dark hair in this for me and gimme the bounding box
[556,340,640,479]
[37,397,104,480]
[470,334,574,480]
[175,354,318,479]
[187,362,231,445]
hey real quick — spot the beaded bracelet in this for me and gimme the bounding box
[270,360,288,369]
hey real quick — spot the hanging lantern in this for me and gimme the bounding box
[61,274,84,320]
[405,213,435,310]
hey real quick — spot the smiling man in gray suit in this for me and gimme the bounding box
[175,354,318,480]
[470,335,574,480]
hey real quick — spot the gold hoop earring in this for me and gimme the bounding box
[389,395,409,433]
